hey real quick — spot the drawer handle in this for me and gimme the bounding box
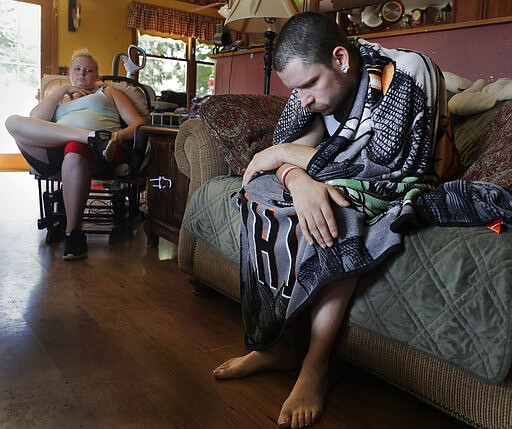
[149,176,173,190]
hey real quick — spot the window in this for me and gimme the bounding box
[0,0,41,154]
[0,0,56,170]
[195,42,215,98]
[138,33,215,103]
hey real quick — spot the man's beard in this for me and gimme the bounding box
[307,92,346,116]
[307,102,330,114]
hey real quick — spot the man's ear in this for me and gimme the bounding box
[332,46,350,71]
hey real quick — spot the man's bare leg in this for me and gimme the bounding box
[213,333,297,380]
[278,277,358,428]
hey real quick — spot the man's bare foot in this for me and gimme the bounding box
[213,341,296,380]
[277,364,329,428]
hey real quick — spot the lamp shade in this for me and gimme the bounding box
[224,0,298,33]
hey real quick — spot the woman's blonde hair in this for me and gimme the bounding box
[71,48,99,72]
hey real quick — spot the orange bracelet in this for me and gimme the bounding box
[280,166,302,192]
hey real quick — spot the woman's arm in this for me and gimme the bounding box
[30,85,98,121]
[106,86,145,141]
[30,85,74,121]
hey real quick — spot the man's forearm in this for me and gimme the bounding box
[274,114,323,170]
[276,143,317,170]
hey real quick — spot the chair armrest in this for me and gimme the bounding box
[175,118,230,204]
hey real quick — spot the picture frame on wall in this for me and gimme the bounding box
[68,0,81,32]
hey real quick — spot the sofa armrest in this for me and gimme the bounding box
[175,94,287,276]
[175,117,231,275]
[175,117,230,204]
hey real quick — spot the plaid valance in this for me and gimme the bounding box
[127,1,245,44]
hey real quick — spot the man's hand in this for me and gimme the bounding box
[287,170,350,248]
[242,145,284,187]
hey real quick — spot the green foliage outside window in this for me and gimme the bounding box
[0,0,41,153]
[0,0,40,89]
[138,34,214,99]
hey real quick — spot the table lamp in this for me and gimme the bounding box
[224,0,298,94]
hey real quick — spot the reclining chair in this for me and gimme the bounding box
[34,74,152,244]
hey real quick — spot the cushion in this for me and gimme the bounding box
[182,175,241,264]
[449,78,512,117]
[199,94,288,176]
[443,71,472,93]
[109,81,150,123]
[452,101,505,169]
[462,100,512,188]
[449,79,497,116]
[351,224,512,384]
[41,74,71,100]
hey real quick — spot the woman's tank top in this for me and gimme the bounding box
[53,86,121,132]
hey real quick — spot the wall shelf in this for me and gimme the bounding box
[358,15,512,39]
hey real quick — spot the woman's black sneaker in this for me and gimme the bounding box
[63,230,88,260]
[87,130,118,161]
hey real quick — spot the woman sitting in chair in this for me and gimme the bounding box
[5,49,145,260]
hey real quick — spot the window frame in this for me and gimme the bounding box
[16,0,58,77]
[135,32,215,107]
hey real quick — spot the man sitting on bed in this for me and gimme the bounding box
[213,11,460,429]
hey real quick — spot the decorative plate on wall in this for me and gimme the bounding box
[411,8,424,26]
[362,4,383,29]
[380,0,405,24]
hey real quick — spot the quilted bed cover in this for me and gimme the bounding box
[183,175,512,384]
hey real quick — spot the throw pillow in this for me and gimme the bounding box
[442,71,472,93]
[448,79,497,116]
[452,101,505,169]
[199,94,288,176]
[462,100,512,188]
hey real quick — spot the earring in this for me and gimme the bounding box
[341,64,349,74]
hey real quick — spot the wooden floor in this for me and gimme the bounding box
[0,172,472,429]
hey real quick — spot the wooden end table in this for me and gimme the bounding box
[141,125,189,247]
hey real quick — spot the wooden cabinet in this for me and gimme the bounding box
[211,49,291,96]
[453,0,484,22]
[141,125,189,246]
[486,0,512,19]
[454,0,512,21]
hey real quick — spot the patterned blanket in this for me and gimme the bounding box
[238,40,512,349]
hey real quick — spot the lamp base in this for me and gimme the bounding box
[263,30,276,95]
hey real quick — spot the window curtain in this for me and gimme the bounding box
[127,1,247,44]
